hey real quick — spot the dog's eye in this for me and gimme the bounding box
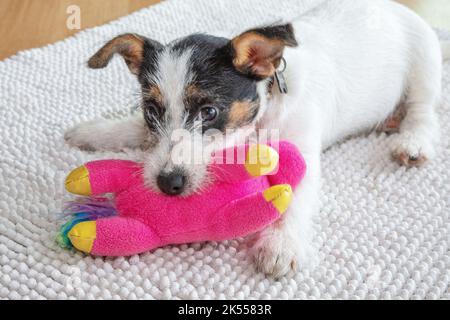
[200,106,218,122]
[143,101,163,130]
[144,101,161,116]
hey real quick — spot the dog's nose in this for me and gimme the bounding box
[157,172,186,195]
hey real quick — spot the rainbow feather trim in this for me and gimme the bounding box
[55,197,117,249]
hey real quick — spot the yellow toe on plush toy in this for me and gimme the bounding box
[245,144,279,177]
[65,165,91,196]
[68,221,96,253]
[263,184,293,214]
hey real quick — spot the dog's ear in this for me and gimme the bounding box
[88,34,162,75]
[229,24,298,79]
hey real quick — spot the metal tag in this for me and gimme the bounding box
[275,70,288,94]
[274,57,288,94]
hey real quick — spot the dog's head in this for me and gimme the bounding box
[88,24,297,196]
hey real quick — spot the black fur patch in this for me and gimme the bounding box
[138,38,164,80]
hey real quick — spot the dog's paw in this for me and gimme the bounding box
[64,122,98,151]
[252,230,299,278]
[391,132,435,167]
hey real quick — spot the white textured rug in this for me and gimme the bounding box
[0,0,449,300]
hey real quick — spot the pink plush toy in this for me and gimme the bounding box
[57,141,306,256]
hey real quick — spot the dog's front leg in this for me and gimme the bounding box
[65,113,151,151]
[253,135,321,277]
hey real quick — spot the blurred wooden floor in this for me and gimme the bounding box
[0,0,160,60]
[0,0,449,61]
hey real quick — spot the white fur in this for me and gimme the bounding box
[150,47,194,130]
[65,0,444,277]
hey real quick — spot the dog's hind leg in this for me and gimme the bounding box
[391,32,442,167]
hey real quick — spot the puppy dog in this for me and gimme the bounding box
[65,0,448,277]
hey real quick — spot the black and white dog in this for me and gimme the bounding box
[65,0,449,277]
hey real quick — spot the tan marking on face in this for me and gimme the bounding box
[186,84,202,97]
[232,32,285,78]
[184,84,210,107]
[148,85,164,104]
[228,100,258,128]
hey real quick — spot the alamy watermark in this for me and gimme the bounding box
[167,126,280,166]
[66,5,81,30]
